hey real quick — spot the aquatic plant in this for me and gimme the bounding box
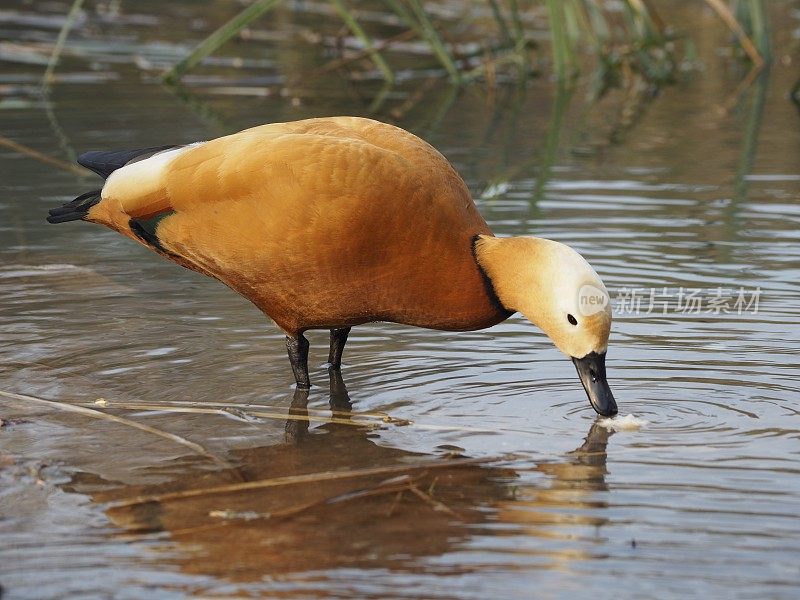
[156,0,769,89]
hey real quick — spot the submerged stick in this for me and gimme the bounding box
[298,28,415,81]
[76,400,382,429]
[208,475,420,523]
[408,483,458,516]
[298,29,415,87]
[121,477,430,540]
[71,400,515,436]
[108,455,498,508]
[0,134,87,175]
[0,390,235,471]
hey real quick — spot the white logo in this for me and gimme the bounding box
[578,284,609,316]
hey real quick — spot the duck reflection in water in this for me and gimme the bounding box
[70,373,615,585]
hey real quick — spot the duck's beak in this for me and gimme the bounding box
[572,351,618,416]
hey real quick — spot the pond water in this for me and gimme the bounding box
[1,2,799,598]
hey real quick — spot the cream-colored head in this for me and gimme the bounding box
[475,235,617,416]
[475,235,611,358]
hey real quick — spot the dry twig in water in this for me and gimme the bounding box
[207,474,422,523]
[704,0,764,67]
[72,399,514,436]
[0,390,236,472]
[296,29,417,83]
[0,135,88,176]
[108,455,498,508]
[408,483,459,517]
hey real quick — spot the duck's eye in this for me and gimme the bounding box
[567,314,578,326]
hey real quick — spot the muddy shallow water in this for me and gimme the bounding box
[1,2,800,598]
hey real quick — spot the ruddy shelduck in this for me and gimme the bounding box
[48,117,617,416]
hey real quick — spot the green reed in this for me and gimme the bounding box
[158,0,770,89]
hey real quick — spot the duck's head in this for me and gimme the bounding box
[475,235,617,416]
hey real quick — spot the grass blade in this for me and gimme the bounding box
[385,0,424,38]
[488,0,512,43]
[163,0,282,84]
[508,0,530,75]
[405,0,462,83]
[545,0,574,80]
[41,0,84,87]
[734,69,768,202]
[330,0,395,83]
[744,0,770,61]
[533,80,573,202]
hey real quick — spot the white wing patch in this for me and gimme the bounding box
[102,143,204,211]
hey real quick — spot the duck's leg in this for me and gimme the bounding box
[286,333,310,388]
[328,327,351,370]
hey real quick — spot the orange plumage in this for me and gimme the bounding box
[86,116,507,336]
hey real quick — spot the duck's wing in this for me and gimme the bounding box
[58,117,496,332]
[81,117,476,249]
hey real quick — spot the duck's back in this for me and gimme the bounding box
[88,117,508,334]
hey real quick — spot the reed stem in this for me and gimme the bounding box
[42,0,84,87]
[330,0,395,83]
[406,0,462,83]
[163,0,282,84]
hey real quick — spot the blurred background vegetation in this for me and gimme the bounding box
[155,0,773,89]
[4,1,792,104]
[1,0,798,199]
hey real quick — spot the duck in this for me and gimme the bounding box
[47,116,617,416]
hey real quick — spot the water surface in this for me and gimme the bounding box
[1,2,800,598]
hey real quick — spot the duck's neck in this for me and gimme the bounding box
[473,234,550,314]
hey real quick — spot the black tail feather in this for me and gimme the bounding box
[47,189,102,224]
[78,145,178,179]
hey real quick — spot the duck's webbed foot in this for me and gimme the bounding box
[328,327,351,370]
[286,333,310,388]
